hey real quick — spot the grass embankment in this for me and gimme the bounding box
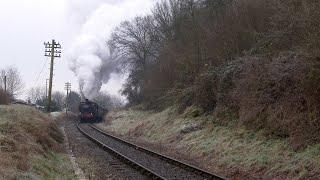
[98,107,320,179]
[0,105,76,179]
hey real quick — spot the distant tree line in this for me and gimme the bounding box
[27,87,123,113]
[27,87,81,112]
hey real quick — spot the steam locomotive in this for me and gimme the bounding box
[79,99,107,123]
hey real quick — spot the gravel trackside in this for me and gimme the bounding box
[62,116,149,180]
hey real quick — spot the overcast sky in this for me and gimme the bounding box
[0,0,157,99]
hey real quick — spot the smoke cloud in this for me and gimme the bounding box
[66,0,155,98]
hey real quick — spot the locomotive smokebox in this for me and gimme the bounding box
[79,99,107,123]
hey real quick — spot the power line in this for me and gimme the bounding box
[34,56,49,87]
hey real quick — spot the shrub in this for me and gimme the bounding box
[194,70,217,112]
[175,87,196,113]
[303,58,320,105]
[230,54,320,149]
[0,89,10,105]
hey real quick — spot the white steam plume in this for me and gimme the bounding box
[66,0,156,98]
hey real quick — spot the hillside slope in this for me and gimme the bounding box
[98,107,320,179]
[0,105,76,179]
[107,0,320,150]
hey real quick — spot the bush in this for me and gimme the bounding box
[271,1,320,56]
[0,89,10,105]
[303,58,320,104]
[194,70,217,112]
[176,87,195,113]
[231,54,320,149]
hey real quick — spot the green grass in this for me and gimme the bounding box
[99,106,320,178]
[19,152,76,180]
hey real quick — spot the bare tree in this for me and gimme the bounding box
[108,16,159,103]
[52,91,65,110]
[109,16,158,69]
[0,66,24,98]
[27,86,46,103]
[68,91,81,113]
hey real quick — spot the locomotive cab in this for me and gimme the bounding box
[79,99,106,123]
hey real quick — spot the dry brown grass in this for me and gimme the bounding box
[99,107,320,179]
[0,105,75,179]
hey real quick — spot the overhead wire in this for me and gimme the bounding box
[34,56,49,87]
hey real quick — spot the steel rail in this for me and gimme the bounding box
[90,124,226,180]
[76,123,166,180]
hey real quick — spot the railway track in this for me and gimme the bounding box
[77,122,226,180]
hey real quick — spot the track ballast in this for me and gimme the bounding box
[77,122,226,180]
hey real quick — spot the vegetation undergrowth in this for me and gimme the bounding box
[0,89,10,105]
[99,106,320,179]
[0,105,76,179]
[106,0,320,150]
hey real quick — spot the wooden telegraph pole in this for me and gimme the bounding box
[64,82,71,115]
[46,79,49,99]
[44,40,61,112]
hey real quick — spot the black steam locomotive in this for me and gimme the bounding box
[79,99,107,123]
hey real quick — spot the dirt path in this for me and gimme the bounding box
[60,126,87,180]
